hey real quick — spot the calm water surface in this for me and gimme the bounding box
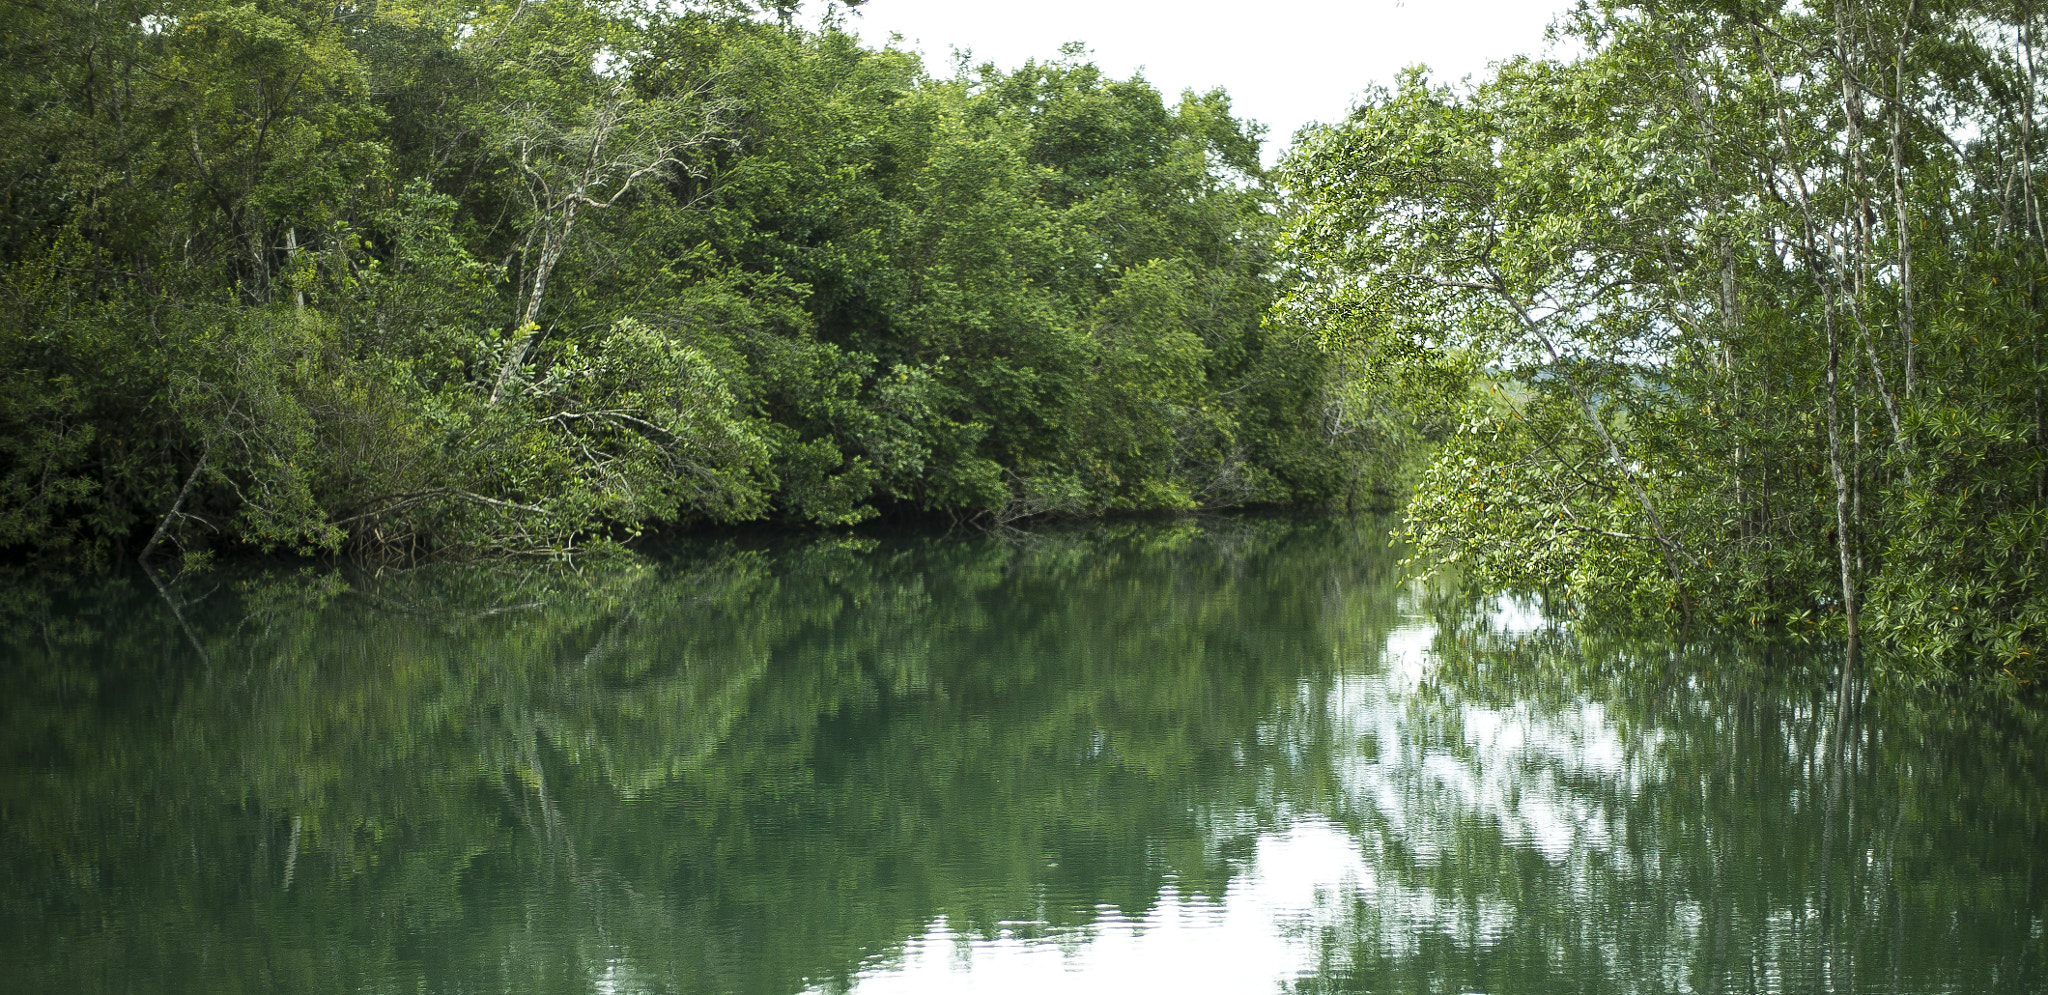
[2,516,2043,993]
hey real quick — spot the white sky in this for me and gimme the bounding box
[836,1,1581,162]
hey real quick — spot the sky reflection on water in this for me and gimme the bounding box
[825,821,1362,995]
[1,517,2042,995]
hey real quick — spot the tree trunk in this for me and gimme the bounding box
[1837,0,1913,486]
[286,227,304,318]
[140,443,212,562]
[1824,293,1862,670]
[490,202,577,405]
[1892,0,1918,401]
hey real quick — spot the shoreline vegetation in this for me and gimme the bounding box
[2,1,2043,687]
[2,0,1372,567]
[1284,0,2048,690]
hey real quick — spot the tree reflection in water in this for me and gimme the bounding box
[1288,597,2047,995]
[0,517,2041,995]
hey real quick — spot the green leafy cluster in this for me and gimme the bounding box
[0,1,1362,562]
[1279,0,2048,686]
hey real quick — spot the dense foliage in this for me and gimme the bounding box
[1280,0,2048,685]
[10,0,2042,684]
[0,0,1362,563]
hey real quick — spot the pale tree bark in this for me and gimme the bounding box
[2021,7,2047,246]
[1665,31,1751,538]
[1825,284,1863,669]
[1835,0,1914,487]
[489,77,729,404]
[2030,8,2048,507]
[139,447,210,563]
[286,227,304,317]
[1751,21,1862,667]
[1891,0,1918,401]
[140,399,239,563]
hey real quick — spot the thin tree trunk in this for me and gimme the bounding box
[141,445,211,562]
[1892,0,1918,401]
[1841,288,1915,485]
[490,203,576,405]
[1750,23,1862,665]
[1724,237,1748,543]
[1836,0,1914,486]
[1853,391,1865,576]
[1825,292,1862,670]
[286,227,304,318]
[2022,8,2046,246]
[1669,32,1752,545]
[249,221,269,304]
[1997,147,2019,246]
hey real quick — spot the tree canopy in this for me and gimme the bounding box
[6,0,2043,683]
[0,0,1364,563]
[1280,0,2048,686]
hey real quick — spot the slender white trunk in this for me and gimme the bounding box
[1892,0,1918,400]
[1837,0,1913,486]
[286,227,304,317]
[491,201,577,405]
[1824,289,1862,669]
[1754,22,1861,668]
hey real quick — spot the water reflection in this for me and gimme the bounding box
[828,821,1359,995]
[1287,606,2048,995]
[0,517,2042,994]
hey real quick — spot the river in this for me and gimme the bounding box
[1,515,2041,993]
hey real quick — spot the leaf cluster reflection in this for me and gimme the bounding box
[1,518,2042,994]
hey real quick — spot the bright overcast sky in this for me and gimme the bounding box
[836,1,1581,162]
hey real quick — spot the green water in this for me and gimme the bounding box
[1,516,2042,994]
